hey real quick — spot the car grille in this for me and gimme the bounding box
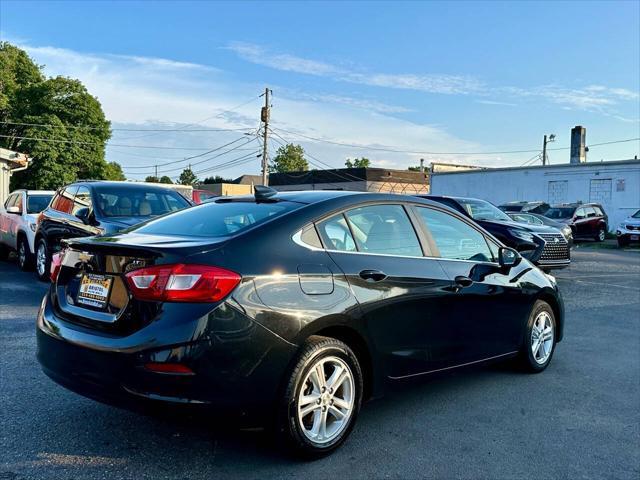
[627,225,640,231]
[538,233,570,264]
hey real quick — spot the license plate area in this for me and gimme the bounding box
[77,273,114,309]
[630,235,639,240]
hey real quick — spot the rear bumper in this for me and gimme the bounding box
[36,293,297,419]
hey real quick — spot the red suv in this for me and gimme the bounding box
[544,203,608,242]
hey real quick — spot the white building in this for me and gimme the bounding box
[0,148,30,204]
[430,159,640,231]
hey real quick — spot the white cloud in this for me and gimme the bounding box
[226,42,483,95]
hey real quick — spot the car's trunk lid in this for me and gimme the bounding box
[53,233,228,334]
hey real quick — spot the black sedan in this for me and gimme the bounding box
[420,196,570,270]
[37,189,563,456]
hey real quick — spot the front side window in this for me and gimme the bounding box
[344,204,422,257]
[416,207,493,262]
[4,193,18,210]
[26,194,53,214]
[585,207,597,218]
[317,214,357,252]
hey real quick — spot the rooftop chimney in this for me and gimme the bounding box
[570,126,586,164]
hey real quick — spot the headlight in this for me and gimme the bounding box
[561,226,572,238]
[510,229,534,242]
[29,222,37,232]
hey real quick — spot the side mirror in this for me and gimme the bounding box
[6,206,21,215]
[498,247,521,268]
[75,207,90,223]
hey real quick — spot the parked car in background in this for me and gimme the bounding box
[192,189,218,204]
[0,190,55,270]
[37,189,563,457]
[615,209,640,247]
[419,195,570,270]
[34,181,191,280]
[506,212,573,247]
[499,201,550,215]
[544,203,608,242]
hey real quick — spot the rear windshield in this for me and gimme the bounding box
[545,207,574,219]
[132,200,302,237]
[26,194,53,214]
[94,186,189,218]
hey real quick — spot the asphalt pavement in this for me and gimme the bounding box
[1,247,639,479]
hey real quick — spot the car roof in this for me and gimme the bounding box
[10,189,55,195]
[69,181,182,192]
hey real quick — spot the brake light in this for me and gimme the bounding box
[124,264,241,302]
[144,362,194,375]
[50,251,64,282]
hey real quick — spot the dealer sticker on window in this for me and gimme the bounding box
[77,273,113,309]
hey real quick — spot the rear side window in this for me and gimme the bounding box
[344,204,422,257]
[585,207,597,218]
[317,215,357,252]
[133,200,302,237]
[72,187,93,216]
[51,187,77,214]
[416,207,493,262]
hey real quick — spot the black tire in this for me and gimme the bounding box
[17,236,33,271]
[35,238,51,282]
[617,237,628,248]
[0,243,8,261]
[519,300,557,373]
[276,335,363,458]
[595,228,606,242]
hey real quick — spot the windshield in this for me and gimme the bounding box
[132,200,303,237]
[457,198,512,222]
[632,209,640,219]
[545,207,575,219]
[26,194,53,214]
[94,186,189,218]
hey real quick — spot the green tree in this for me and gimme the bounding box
[345,157,371,168]
[407,166,422,171]
[178,167,198,186]
[1,42,116,190]
[202,175,231,184]
[269,143,309,173]
[103,161,126,181]
[145,175,160,183]
[159,175,173,184]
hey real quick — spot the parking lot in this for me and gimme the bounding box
[1,246,638,479]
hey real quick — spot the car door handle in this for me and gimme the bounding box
[359,269,387,282]
[454,275,473,288]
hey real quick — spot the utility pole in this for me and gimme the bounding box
[154,165,158,179]
[260,88,271,186]
[542,133,556,166]
[419,158,424,173]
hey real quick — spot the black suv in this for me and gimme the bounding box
[34,181,191,280]
[499,201,550,215]
[544,203,608,242]
[419,196,570,270]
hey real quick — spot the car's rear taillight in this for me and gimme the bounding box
[50,251,64,282]
[124,264,241,303]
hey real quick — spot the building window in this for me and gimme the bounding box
[548,180,568,204]
[589,179,612,204]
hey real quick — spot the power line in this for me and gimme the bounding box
[0,121,254,133]
[192,151,262,177]
[121,136,255,170]
[271,125,639,156]
[0,134,248,151]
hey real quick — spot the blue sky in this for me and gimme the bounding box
[2,0,639,180]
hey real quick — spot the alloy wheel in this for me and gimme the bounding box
[297,356,355,445]
[531,311,554,364]
[18,242,26,268]
[37,243,47,277]
[598,229,606,241]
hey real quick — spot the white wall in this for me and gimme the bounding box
[431,160,640,231]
